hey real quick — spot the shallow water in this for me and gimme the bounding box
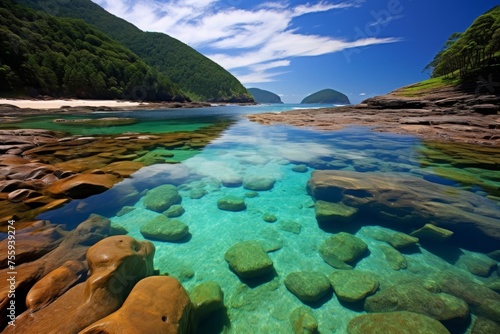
[27,104,500,333]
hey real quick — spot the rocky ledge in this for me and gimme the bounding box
[248,85,500,145]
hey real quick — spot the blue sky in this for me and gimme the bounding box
[92,0,497,103]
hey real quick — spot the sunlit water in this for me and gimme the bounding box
[18,104,499,333]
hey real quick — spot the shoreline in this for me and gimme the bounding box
[248,86,500,146]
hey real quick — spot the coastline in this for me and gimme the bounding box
[247,86,500,146]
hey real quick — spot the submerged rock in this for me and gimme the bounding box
[362,226,419,249]
[319,232,367,269]
[284,271,332,303]
[292,164,308,173]
[189,188,208,199]
[364,282,469,322]
[164,204,185,218]
[278,220,302,234]
[315,200,358,223]
[329,270,379,302]
[81,276,192,334]
[116,206,135,217]
[263,212,277,223]
[347,311,450,334]
[220,175,243,187]
[290,306,319,334]
[143,184,181,212]
[243,176,276,191]
[140,215,189,242]
[410,223,454,241]
[46,173,118,199]
[190,281,224,320]
[460,253,497,277]
[217,195,246,212]
[471,317,500,334]
[224,241,274,279]
[379,244,407,271]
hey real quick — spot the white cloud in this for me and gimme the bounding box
[91,0,399,84]
[359,92,366,96]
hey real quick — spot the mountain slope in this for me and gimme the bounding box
[248,88,283,104]
[17,0,253,102]
[301,89,350,104]
[0,0,187,101]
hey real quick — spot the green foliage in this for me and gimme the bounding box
[301,89,350,104]
[425,6,500,80]
[17,0,254,102]
[394,76,460,97]
[1,0,187,100]
[247,88,283,104]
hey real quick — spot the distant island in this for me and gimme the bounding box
[301,89,350,104]
[247,88,283,104]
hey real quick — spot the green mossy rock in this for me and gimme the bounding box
[140,215,189,241]
[290,306,319,334]
[329,270,379,302]
[243,176,276,191]
[319,232,367,269]
[191,281,224,319]
[292,164,308,173]
[163,204,185,218]
[143,184,181,212]
[411,223,454,241]
[263,213,277,223]
[461,253,497,277]
[284,271,332,303]
[224,241,274,278]
[362,226,419,249]
[347,311,450,334]
[379,244,407,271]
[364,282,469,322]
[315,200,358,223]
[217,195,246,212]
[116,206,135,217]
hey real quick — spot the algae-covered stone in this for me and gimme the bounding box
[245,191,259,198]
[329,270,379,302]
[461,253,497,277]
[143,184,181,212]
[364,282,469,322]
[189,188,208,199]
[191,281,224,319]
[263,213,277,223]
[411,223,453,241]
[243,176,276,191]
[163,204,185,218]
[292,165,308,173]
[284,271,332,303]
[362,226,418,249]
[217,195,246,212]
[290,306,319,334]
[379,244,407,271]
[319,232,367,269]
[116,206,135,217]
[471,317,500,334]
[224,241,274,278]
[221,175,243,187]
[315,200,358,223]
[347,311,450,334]
[140,215,189,241]
[278,220,302,234]
[258,227,283,252]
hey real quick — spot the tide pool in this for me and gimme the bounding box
[36,107,500,334]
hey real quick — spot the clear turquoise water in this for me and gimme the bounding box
[34,104,500,333]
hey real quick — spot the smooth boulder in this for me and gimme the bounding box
[284,271,332,303]
[140,215,189,242]
[224,241,274,279]
[143,184,181,212]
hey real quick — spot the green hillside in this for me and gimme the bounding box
[301,89,350,104]
[248,88,283,104]
[424,5,500,82]
[17,0,253,102]
[0,0,187,101]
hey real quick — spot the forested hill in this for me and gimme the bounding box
[248,88,283,104]
[424,5,500,83]
[0,0,187,101]
[301,89,350,104]
[17,0,254,102]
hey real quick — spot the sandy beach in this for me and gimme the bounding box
[0,98,147,109]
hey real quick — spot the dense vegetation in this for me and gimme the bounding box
[247,88,283,104]
[17,0,253,102]
[301,89,350,104]
[424,6,500,81]
[0,0,187,100]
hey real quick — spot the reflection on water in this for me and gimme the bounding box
[36,109,500,333]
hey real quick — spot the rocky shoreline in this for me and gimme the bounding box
[248,85,500,146]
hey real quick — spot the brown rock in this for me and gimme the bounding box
[7,189,42,202]
[102,161,145,178]
[81,276,193,334]
[4,235,155,334]
[46,173,118,199]
[26,260,87,312]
